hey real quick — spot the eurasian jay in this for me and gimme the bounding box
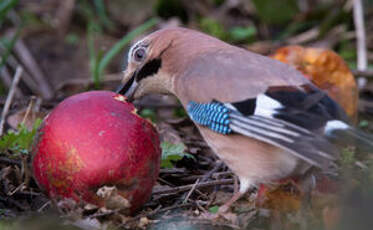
[116,27,363,212]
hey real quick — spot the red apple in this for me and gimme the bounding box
[32,91,161,214]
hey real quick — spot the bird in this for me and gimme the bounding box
[116,27,368,213]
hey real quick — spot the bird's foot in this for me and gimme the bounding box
[218,204,231,214]
[201,191,244,222]
[201,207,238,224]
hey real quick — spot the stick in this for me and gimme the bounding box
[183,179,200,203]
[287,27,319,45]
[14,39,54,99]
[353,0,367,71]
[0,66,23,136]
[0,43,40,95]
[352,69,373,77]
[0,65,23,98]
[152,179,234,195]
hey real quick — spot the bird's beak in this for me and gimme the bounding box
[116,70,138,102]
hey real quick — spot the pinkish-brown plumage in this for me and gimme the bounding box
[117,27,349,213]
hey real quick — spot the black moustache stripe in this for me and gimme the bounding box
[136,58,162,81]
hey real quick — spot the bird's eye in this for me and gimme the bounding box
[133,47,146,62]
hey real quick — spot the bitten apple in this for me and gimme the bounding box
[32,91,161,214]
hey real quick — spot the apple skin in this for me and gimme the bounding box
[32,91,161,214]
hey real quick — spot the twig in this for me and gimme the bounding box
[0,196,28,211]
[353,0,367,71]
[54,0,76,35]
[0,66,23,98]
[37,200,51,213]
[0,43,40,95]
[15,190,43,197]
[200,161,224,182]
[146,203,192,217]
[287,27,319,45]
[183,179,200,203]
[7,182,25,196]
[157,177,175,187]
[152,179,234,195]
[159,168,186,174]
[13,38,54,99]
[181,171,233,182]
[0,156,22,166]
[0,66,23,136]
[352,69,373,77]
[21,96,36,124]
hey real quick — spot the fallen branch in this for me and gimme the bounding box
[0,66,23,136]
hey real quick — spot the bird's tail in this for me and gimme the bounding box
[324,120,373,152]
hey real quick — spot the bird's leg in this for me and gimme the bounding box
[233,175,239,193]
[256,184,269,205]
[218,178,251,213]
[218,191,244,213]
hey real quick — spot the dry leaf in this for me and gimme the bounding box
[96,186,131,211]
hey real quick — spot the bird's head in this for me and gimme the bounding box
[116,27,226,101]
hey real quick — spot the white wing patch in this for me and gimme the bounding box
[324,120,349,134]
[254,94,283,117]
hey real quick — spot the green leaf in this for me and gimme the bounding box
[140,108,157,122]
[0,131,17,151]
[209,205,219,213]
[199,17,227,41]
[228,26,256,43]
[0,118,42,156]
[65,33,80,45]
[0,0,18,24]
[155,0,188,23]
[86,16,158,88]
[173,107,187,118]
[341,147,355,166]
[359,120,369,128]
[252,0,298,25]
[93,0,114,30]
[161,141,194,168]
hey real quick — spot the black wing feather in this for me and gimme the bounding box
[229,113,338,169]
[226,84,346,169]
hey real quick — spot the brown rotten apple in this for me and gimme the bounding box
[32,91,161,214]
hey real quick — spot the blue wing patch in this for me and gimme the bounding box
[187,101,232,134]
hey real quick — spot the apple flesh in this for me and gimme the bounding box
[32,91,161,214]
